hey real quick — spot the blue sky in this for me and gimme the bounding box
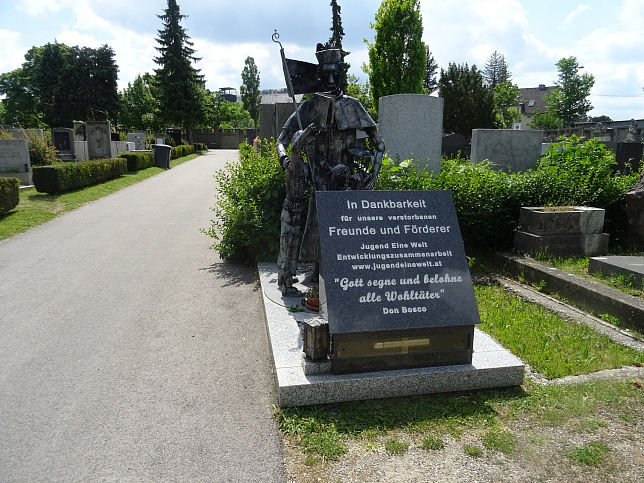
[1,0,643,121]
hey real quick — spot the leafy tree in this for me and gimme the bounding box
[439,62,495,141]
[345,74,375,119]
[546,56,595,127]
[483,50,511,87]
[198,89,252,130]
[0,42,118,127]
[0,68,43,127]
[153,0,204,137]
[493,81,519,128]
[589,115,612,123]
[119,74,160,131]
[366,0,425,112]
[240,57,261,128]
[529,108,563,130]
[423,43,438,93]
[329,0,350,91]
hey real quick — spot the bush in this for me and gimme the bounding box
[203,140,286,262]
[207,136,639,261]
[192,142,207,151]
[120,152,154,171]
[33,158,127,194]
[0,177,20,214]
[27,132,59,166]
[169,144,195,159]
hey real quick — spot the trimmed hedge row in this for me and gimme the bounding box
[192,142,207,151]
[171,144,195,159]
[120,151,154,171]
[33,158,127,194]
[0,177,20,214]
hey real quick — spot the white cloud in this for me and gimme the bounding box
[565,4,590,24]
[0,29,27,73]
[15,0,71,17]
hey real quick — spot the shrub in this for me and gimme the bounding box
[27,132,59,166]
[0,177,20,214]
[33,158,127,194]
[207,136,639,261]
[203,139,287,262]
[120,152,154,171]
[192,142,206,151]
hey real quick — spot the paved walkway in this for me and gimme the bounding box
[0,150,284,482]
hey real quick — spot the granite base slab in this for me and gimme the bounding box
[589,256,644,288]
[258,262,525,407]
[513,230,609,257]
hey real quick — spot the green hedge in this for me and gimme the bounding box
[33,158,127,194]
[192,142,207,151]
[0,177,20,214]
[120,151,154,171]
[205,136,640,262]
[170,144,195,159]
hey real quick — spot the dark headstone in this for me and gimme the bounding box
[51,128,76,162]
[110,132,120,142]
[615,142,643,174]
[625,170,644,246]
[316,190,480,373]
[167,129,182,146]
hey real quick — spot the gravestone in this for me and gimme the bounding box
[615,143,643,174]
[589,256,644,288]
[8,128,43,140]
[625,170,644,246]
[513,206,609,256]
[470,129,543,172]
[378,94,443,174]
[51,128,76,162]
[86,121,112,159]
[316,190,480,374]
[167,129,182,146]
[74,122,86,141]
[0,139,31,185]
[127,132,147,150]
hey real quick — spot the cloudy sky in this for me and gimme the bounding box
[1,0,643,121]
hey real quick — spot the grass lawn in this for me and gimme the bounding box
[0,153,201,241]
[476,284,643,378]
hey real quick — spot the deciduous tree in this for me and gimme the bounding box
[493,81,519,128]
[240,57,261,129]
[119,74,160,131]
[547,56,595,127]
[366,0,425,112]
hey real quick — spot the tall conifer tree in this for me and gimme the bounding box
[153,0,204,136]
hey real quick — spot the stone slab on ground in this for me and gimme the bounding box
[589,256,644,288]
[258,262,524,408]
[496,251,644,333]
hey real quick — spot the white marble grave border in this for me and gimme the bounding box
[258,262,525,407]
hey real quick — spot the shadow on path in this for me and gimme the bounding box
[201,259,260,291]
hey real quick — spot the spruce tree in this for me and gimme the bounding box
[483,50,511,87]
[329,0,350,92]
[423,43,438,93]
[153,0,204,136]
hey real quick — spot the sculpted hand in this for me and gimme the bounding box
[291,123,316,152]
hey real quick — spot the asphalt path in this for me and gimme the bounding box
[0,150,284,482]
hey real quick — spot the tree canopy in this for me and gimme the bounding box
[0,42,119,128]
[439,62,495,140]
[240,57,261,129]
[153,0,204,133]
[366,0,425,112]
[548,56,595,127]
[119,74,160,131]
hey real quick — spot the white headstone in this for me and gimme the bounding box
[378,94,444,174]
